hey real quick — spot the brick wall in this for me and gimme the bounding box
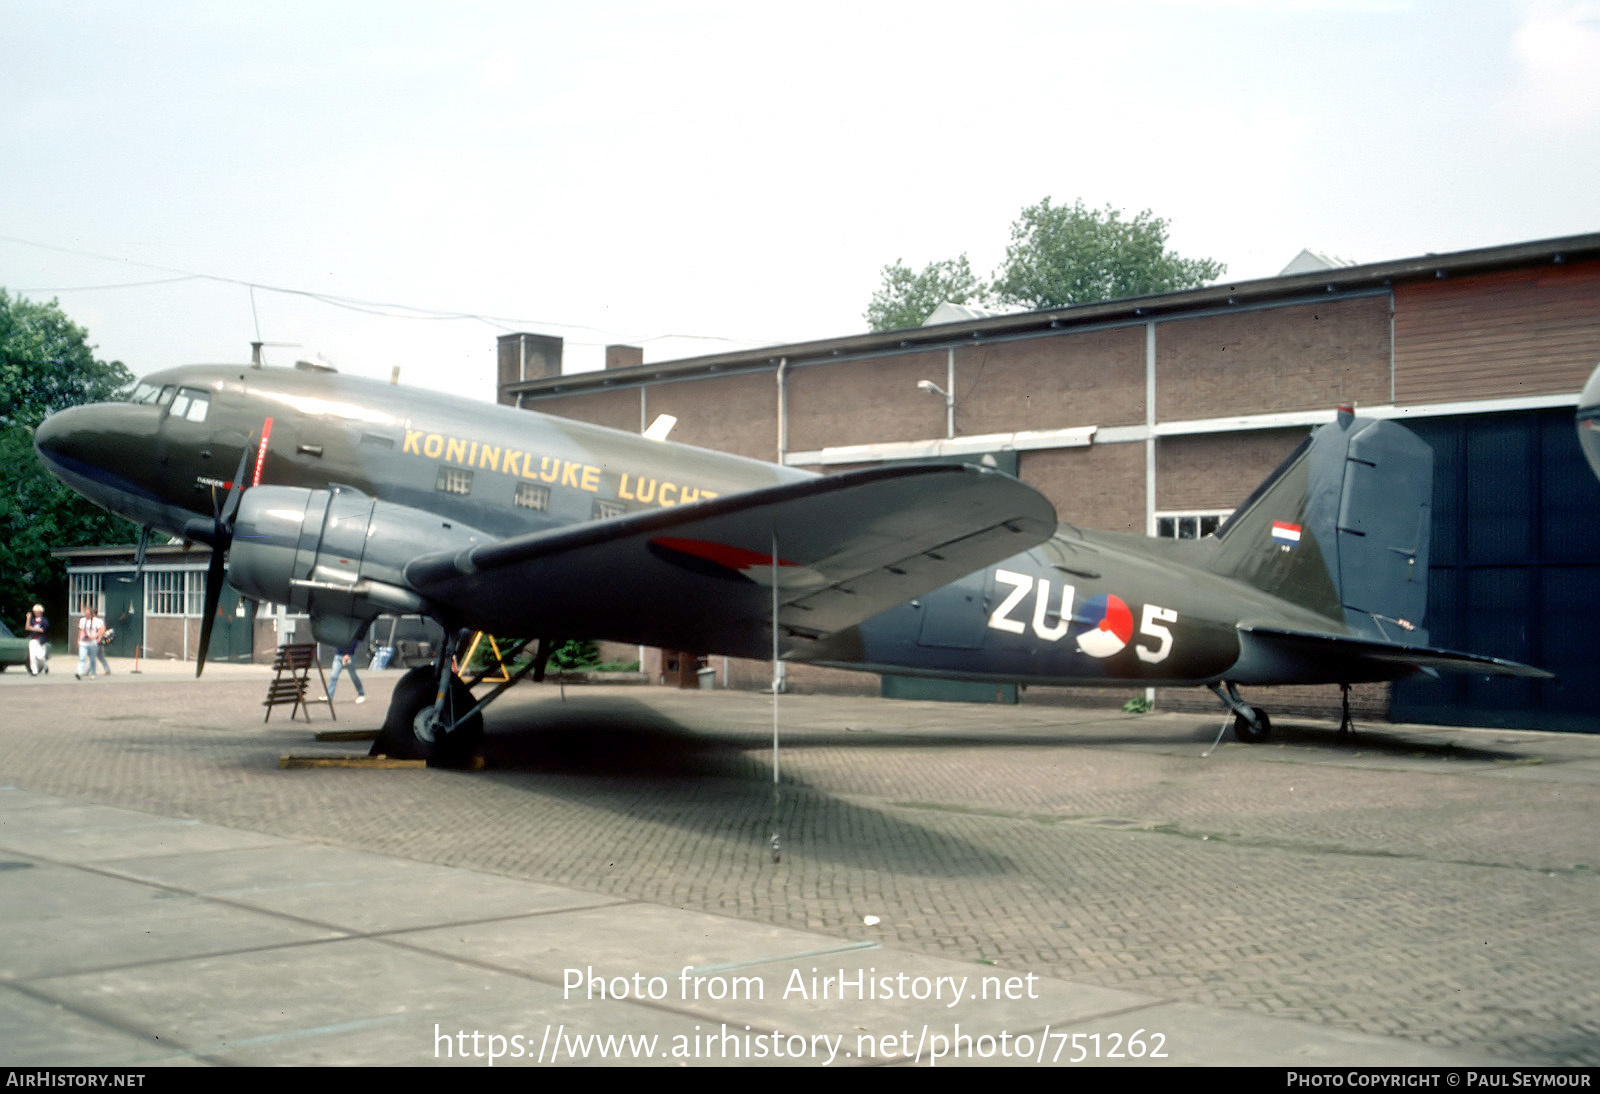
[528,386,641,433]
[1020,441,1145,533]
[1156,296,1391,420]
[1156,428,1309,511]
[958,325,1145,433]
[787,352,949,451]
[644,371,776,461]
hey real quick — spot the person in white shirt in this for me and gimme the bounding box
[76,607,105,679]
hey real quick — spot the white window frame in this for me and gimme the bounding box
[1154,510,1232,540]
[145,569,206,618]
[69,573,103,615]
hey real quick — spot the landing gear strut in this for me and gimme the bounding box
[371,630,556,768]
[373,628,483,767]
[1209,681,1272,743]
[1337,682,1357,737]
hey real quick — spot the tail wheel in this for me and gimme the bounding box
[374,665,483,768]
[1232,706,1272,744]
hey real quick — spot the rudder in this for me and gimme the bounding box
[1210,414,1432,642]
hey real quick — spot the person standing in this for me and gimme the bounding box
[94,619,113,675]
[24,605,48,676]
[76,606,105,680]
[327,638,366,703]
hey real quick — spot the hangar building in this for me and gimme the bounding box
[500,233,1600,733]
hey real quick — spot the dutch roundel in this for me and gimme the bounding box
[1075,594,1134,658]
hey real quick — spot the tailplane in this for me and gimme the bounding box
[1210,413,1433,643]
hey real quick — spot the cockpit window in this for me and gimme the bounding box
[168,387,210,424]
[127,382,160,405]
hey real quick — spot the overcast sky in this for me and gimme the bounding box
[3,0,1596,399]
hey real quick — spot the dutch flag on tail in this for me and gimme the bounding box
[1271,520,1302,548]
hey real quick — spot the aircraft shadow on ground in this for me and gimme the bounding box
[1260,719,1524,762]
[485,694,1531,766]
[478,695,1018,877]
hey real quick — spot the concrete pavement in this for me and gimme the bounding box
[1,668,1596,1066]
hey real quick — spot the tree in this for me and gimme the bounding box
[991,198,1225,309]
[863,198,1226,327]
[0,291,135,631]
[0,290,132,429]
[864,254,988,332]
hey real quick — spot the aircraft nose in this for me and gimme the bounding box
[33,405,93,473]
[33,402,150,494]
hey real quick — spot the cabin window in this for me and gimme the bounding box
[435,466,473,495]
[513,482,550,511]
[168,387,210,424]
[591,499,626,520]
[1155,511,1231,539]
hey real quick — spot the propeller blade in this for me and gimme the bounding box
[197,437,261,677]
[220,441,253,526]
[195,544,228,677]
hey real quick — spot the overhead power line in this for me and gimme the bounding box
[1,233,778,350]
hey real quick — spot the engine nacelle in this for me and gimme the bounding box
[228,485,487,648]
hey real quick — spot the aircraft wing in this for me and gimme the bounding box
[404,463,1056,658]
[1239,625,1555,681]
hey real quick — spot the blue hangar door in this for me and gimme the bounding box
[1392,409,1600,733]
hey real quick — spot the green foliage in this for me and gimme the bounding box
[864,254,987,332]
[0,290,133,429]
[864,198,1225,326]
[550,638,601,671]
[0,291,136,627]
[992,198,1225,309]
[1122,694,1153,714]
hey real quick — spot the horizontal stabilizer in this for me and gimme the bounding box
[404,463,1057,658]
[1238,624,1554,684]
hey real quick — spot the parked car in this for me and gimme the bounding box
[0,620,29,671]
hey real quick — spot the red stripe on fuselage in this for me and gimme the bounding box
[252,418,274,487]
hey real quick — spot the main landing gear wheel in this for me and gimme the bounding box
[1209,681,1272,745]
[1232,706,1272,743]
[373,665,483,768]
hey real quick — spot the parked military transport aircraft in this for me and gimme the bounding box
[34,361,1548,765]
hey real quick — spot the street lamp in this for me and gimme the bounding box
[917,379,954,439]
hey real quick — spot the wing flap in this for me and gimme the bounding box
[404,463,1056,658]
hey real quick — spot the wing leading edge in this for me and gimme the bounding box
[404,463,1057,659]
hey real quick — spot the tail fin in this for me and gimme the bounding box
[1210,414,1433,643]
